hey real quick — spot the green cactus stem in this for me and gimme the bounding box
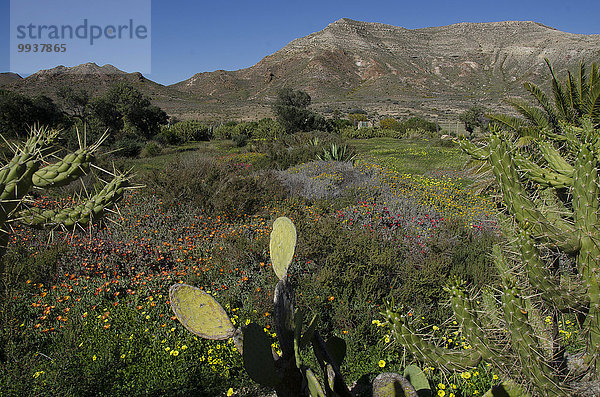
[385,308,482,372]
[537,141,574,177]
[270,216,297,280]
[457,138,490,160]
[402,365,431,396]
[517,231,587,311]
[372,372,418,397]
[242,322,282,387]
[168,284,235,340]
[487,134,579,253]
[0,126,129,257]
[31,130,109,188]
[501,283,568,396]
[17,172,129,229]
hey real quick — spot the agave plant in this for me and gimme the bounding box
[316,143,357,163]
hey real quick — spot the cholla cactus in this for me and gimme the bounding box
[170,217,431,397]
[389,61,600,396]
[0,125,130,256]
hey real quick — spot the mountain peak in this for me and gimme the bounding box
[0,72,23,87]
[33,63,128,76]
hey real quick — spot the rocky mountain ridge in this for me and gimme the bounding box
[3,20,600,121]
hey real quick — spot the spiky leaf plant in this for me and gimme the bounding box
[316,143,357,163]
[391,60,600,396]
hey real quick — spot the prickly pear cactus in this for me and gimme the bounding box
[270,216,296,280]
[170,217,431,397]
[169,284,235,340]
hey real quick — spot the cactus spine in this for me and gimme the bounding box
[391,61,600,395]
[0,126,129,257]
[170,217,430,396]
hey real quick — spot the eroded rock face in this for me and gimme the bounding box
[0,72,23,87]
[4,19,600,119]
[172,18,600,107]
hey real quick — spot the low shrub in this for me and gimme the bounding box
[213,122,238,140]
[253,118,285,140]
[212,171,287,218]
[141,141,162,157]
[157,120,212,144]
[341,127,402,139]
[146,152,287,217]
[115,137,143,157]
[232,134,248,147]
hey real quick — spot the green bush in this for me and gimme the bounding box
[114,137,143,157]
[156,126,182,145]
[212,172,287,218]
[379,117,402,131]
[341,126,402,139]
[401,117,438,136]
[213,122,238,140]
[254,118,285,140]
[142,141,162,157]
[232,134,249,147]
[147,153,287,217]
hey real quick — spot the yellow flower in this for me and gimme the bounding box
[493,374,499,380]
[378,360,386,368]
[92,355,97,361]
[461,371,471,379]
[438,391,446,397]
[181,345,188,350]
[438,383,446,389]
[384,336,391,343]
[171,350,179,356]
[227,388,234,396]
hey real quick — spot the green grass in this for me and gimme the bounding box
[120,140,243,175]
[349,138,469,176]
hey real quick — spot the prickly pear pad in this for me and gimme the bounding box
[169,284,235,340]
[270,217,297,280]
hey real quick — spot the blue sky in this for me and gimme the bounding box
[1,0,599,85]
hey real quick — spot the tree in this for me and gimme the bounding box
[0,90,67,138]
[57,86,91,124]
[86,83,167,141]
[272,88,329,134]
[489,60,600,139]
[459,106,489,135]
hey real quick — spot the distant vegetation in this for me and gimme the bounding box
[1,83,168,156]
